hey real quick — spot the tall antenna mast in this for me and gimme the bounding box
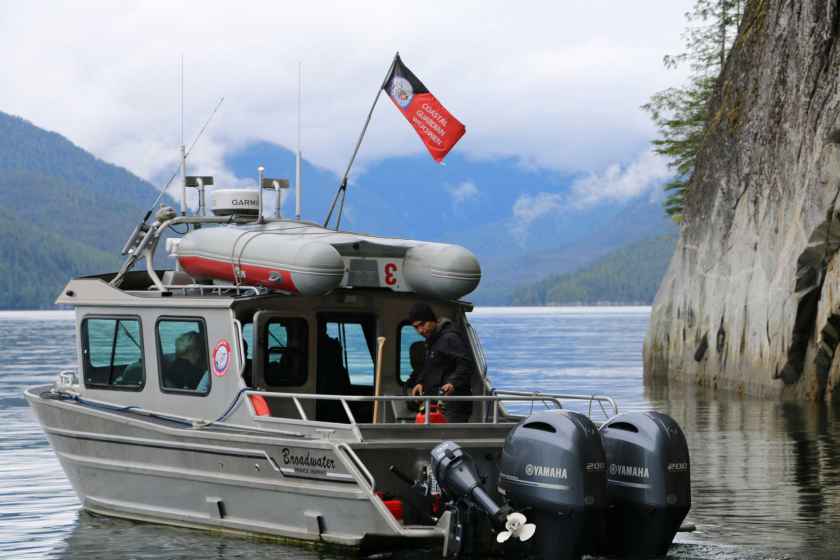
[295,61,302,221]
[179,54,188,216]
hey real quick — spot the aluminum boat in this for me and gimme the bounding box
[26,183,691,559]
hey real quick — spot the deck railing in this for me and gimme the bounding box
[162,284,265,297]
[244,390,618,426]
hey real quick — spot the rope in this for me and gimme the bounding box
[52,392,193,428]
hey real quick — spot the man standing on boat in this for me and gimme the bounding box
[408,302,474,422]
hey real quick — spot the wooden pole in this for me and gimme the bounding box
[372,336,386,424]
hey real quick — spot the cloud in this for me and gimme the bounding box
[509,149,671,240]
[448,181,479,205]
[567,150,671,208]
[510,192,564,242]
[0,1,692,188]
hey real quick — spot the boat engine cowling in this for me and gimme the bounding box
[498,410,608,560]
[597,411,691,558]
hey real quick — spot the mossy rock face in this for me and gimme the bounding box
[645,0,840,401]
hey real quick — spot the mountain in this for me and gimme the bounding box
[511,234,677,305]
[224,142,668,254]
[476,197,677,303]
[0,112,167,308]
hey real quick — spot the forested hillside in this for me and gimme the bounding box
[511,235,676,305]
[0,112,164,308]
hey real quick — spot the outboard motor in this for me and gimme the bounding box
[430,441,535,558]
[498,411,607,560]
[598,411,691,558]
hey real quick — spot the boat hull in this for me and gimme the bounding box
[25,387,441,549]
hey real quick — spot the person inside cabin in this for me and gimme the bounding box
[407,302,475,423]
[167,331,209,391]
[403,340,426,412]
[266,327,305,386]
[315,323,352,422]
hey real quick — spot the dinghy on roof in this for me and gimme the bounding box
[174,219,481,299]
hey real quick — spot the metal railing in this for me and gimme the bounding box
[163,284,266,297]
[245,390,618,427]
[336,442,375,489]
[492,389,619,419]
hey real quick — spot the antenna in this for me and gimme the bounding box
[295,61,302,221]
[257,165,265,224]
[179,54,187,216]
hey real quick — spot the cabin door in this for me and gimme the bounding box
[315,312,378,423]
[252,311,316,419]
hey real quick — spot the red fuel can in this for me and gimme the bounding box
[416,404,447,424]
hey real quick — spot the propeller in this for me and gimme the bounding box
[496,511,536,543]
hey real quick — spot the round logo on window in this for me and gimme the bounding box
[212,340,232,377]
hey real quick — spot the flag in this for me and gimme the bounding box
[383,54,466,163]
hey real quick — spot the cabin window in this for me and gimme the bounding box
[318,315,377,388]
[81,317,145,390]
[398,322,426,384]
[156,318,210,395]
[263,318,308,387]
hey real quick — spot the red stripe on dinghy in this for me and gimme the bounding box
[178,255,299,293]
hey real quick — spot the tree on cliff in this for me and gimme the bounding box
[643,0,743,222]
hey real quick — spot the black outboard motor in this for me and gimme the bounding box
[431,440,511,526]
[598,411,691,558]
[499,410,608,560]
[430,441,535,558]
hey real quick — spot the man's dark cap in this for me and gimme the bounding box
[408,302,437,323]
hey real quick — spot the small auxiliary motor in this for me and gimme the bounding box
[596,411,691,557]
[429,441,535,558]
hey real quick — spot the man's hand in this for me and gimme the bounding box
[440,383,455,395]
[411,384,424,397]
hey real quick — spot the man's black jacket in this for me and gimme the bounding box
[418,319,475,395]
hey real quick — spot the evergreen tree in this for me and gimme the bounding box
[643,0,743,222]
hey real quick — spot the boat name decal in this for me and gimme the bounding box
[281,448,336,472]
[609,464,650,479]
[525,463,567,479]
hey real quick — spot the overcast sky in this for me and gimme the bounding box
[0,1,692,201]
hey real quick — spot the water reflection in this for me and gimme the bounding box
[646,381,840,559]
[47,511,364,560]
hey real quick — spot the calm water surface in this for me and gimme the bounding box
[1,307,837,559]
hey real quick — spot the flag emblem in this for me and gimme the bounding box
[382,54,465,163]
[389,76,414,108]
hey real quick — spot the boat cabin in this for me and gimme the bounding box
[58,269,493,431]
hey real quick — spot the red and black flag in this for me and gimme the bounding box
[383,54,466,163]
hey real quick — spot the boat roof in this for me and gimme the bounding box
[56,270,475,311]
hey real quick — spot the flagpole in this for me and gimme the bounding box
[324,53,399,229]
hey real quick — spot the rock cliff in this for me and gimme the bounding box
[644,0,840,400]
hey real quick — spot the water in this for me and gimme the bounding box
[1,307,838,559]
